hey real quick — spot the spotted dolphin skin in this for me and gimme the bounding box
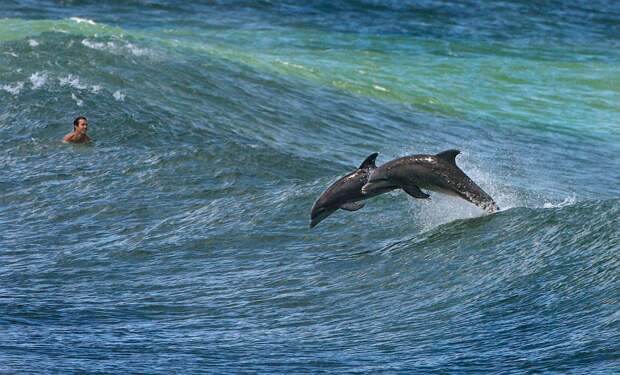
[310,153,396,228]
[361,149,499,213]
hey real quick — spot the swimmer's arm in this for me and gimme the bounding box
[63,132,76,142]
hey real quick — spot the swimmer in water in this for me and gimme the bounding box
[63,116,91,143]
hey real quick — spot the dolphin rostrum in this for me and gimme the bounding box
[310,153,396,228]
[361,149,499,213]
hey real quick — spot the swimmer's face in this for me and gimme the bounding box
[75,118,88,134]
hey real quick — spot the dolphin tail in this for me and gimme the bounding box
[435,149,499,213]
[462,191,500,213]
[455,177,500,213]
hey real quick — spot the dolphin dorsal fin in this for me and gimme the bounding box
[435,149,460,164]
[358,152,379,169]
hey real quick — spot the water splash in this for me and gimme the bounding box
[71,92,83,106]
[113,90,126,101]
[29,72,48,90]
[1,81,24,95]
[543,195,577,209]
[59,74,88,90]
[70,17,97,25]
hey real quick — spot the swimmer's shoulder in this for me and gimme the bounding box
[63,132,75,142]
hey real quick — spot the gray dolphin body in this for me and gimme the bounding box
[361,149,499,213]
[310,153,396,228]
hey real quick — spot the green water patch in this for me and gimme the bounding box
[0,18,125,41]
[2,19,618,138]
[158,27,619,138]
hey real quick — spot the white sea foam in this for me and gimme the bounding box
[275,59,313,72]
[126,43,149,56]
[2,82,24,95]
[82,39,150,57]
[91,85,102,93]
[59,74,87,90]
[28,39,39,47]
[408,193,482,233]
[71,93,84,106]
[543,196,576,209]
[113,90,125,101]
[30,72,48,90]
[82,39,115,50]
[462,161,521,212]
[70,17,97,25]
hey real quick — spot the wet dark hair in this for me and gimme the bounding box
[73,116,87,129]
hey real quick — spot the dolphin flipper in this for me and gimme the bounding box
[402,184,430,199]
[340,202,365,211]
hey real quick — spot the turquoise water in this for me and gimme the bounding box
[1,1,619,373]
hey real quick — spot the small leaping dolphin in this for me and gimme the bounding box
[361,149,499,213]
[310,153,396,228]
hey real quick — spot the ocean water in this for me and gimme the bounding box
[1,1,619,373]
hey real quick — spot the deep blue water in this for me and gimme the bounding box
[1,1,619,373]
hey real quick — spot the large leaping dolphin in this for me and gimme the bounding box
[310,153,396,228]
[361,149,499,213]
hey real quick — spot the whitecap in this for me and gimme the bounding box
[30,72,48,90]
[71,93,84,106]
[91,85,102,93]
[28,39,39,47]
[126,43,149,56]
[113,90,125,101]
[2,82,24,95]
[82,39,115,50]
[59,74,87,90]
[82,38,151,57]
[70,17,97,25]
[373,84,388,92]
[543,196,576,209]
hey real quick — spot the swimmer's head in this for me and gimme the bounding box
[73,116,88,134]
